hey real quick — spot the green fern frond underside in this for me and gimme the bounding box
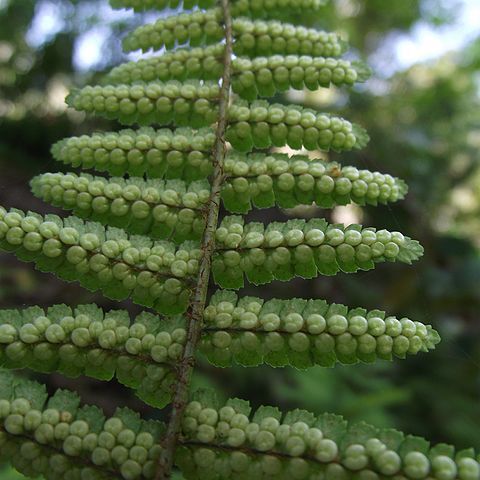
[221,152,407,213]
[104,45,370,99]
[66,80,220,127]
[0,206,198,314]
[0,2,448,478]
[201,291,439,368]
[121,11,345,58]
[0,370,165,479]
[177,391,480,480]
[0,291,439,393]
[51,127,375,185]
[67,86,367,152]
[30,160,406,237]
[30,173,210,242]
[51,126,215,180]
[103,45,226,85]
[0,207,422,313]
[2,371,477,480]
[0,305,188,408]
[230,0,328,20]
[110,0,327,19]
[212,216,423,288]
[226,100,369,152]
[110,0,217,12]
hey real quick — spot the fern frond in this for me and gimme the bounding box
[111,0,326,19]
[67,92,366,152]
[222,152,407,212]
[105,49,369,100]
[111,0,216,12]
[177,392,479,480]
[0,207,199,314]
[31,159,407,233]
[232,55,371,100]
[234,18,347,57]
[4,369,474,480]
[200,291,439,368]
[0,370,165,479]
[51,127,215,179]
[231,0,327,20]
[212,216,423,288]
[226,100,369,152]
[0,1,457,478]
[104,45,225,85]
[66,81,220,126]
[0,306,189,408]
[31,173,209,242]
[123,12,346,58]
[122,9,224,53]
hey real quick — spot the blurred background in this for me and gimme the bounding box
[0,0,479,477]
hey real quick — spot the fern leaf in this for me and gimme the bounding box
[111,0,326,19]
[212,216,423,288]
[31,172,209,242]
[104,45,225,85]
[67,81,220,127]
[222,152,407,213]
[111,0,216,12]
[176,393,479,480]
[0,206,198,314]
[51,127,215,179]
[0,370,165,479]
[0,306,188,408]
[123,12,345,58]
[201,291,440,368]
[226,100,369,153]
[104,48,369,99]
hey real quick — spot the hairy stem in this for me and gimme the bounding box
[154,1,234,478]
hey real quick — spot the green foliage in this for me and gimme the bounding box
[221,153,408,213]
[1,0,475,478]
[2,371,479,480]
[0,305,186,408]
[230,0,327,20]
[231,56,371,100]
[104,45,371,99]
[0,204,422,304]
[201,291,439,368]
[122,9,225,52]
[110,0,217,12]
[31,172,210,241]
[0,371,165,479]
[212,216,423,287]
[176,394,480,480]
[0,206,198,314]
[31,157,407,231]
[0,465,31,480]
[122,11,345,57]
[67,90,368,153]
[51,127,215,180]
[104,45,226,85]
[67,81,221,127]
[226,100,369,152]
[111,0,327,18]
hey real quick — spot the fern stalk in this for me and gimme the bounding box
[155,0,234,477]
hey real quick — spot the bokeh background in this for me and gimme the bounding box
[1,0,479,477]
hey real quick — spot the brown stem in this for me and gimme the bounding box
[154,1,234,478]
